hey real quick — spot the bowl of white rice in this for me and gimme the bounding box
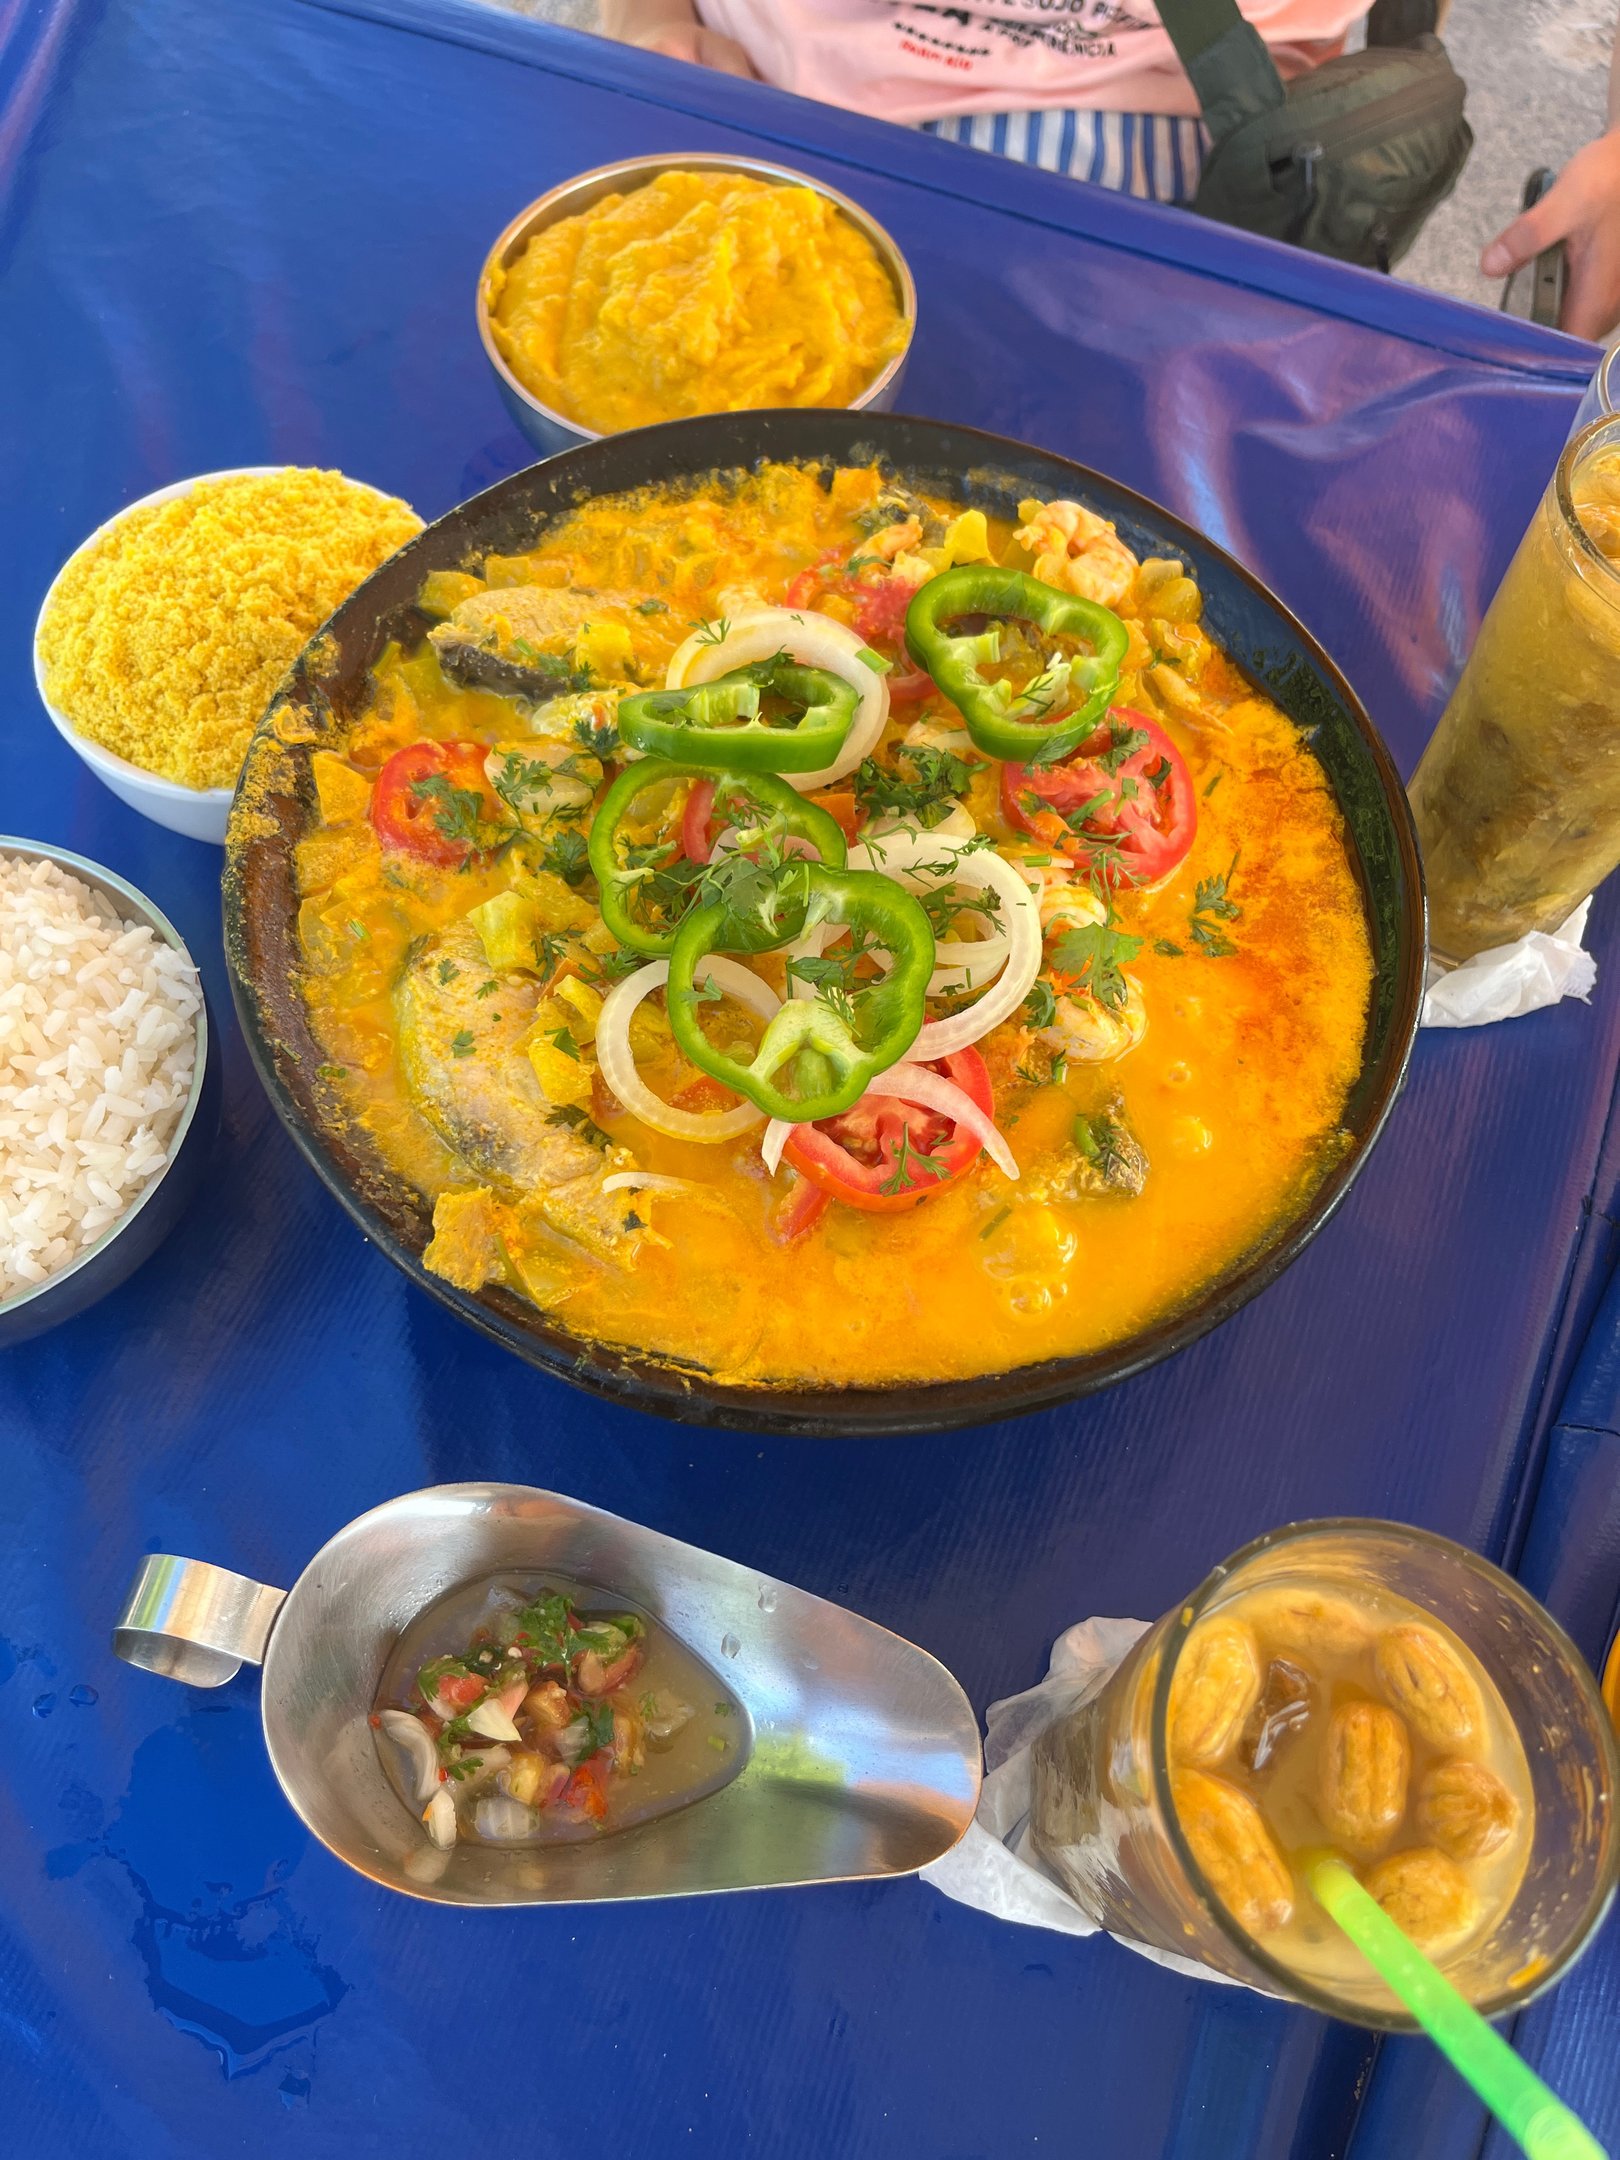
[0,840,216,1343]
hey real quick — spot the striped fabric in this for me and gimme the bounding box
[919,106,1206,207]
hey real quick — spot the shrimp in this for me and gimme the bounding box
[868,516,923,562]
[1041,980,1147,1064]
[1027,868,1147,1064]
[1015,498,1139,610]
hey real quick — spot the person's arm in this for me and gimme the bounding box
[600,0,758,75]
[1480,32,1620,341]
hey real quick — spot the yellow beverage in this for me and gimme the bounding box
[1028,1522,1619,2027]
[1411,415,1620,961]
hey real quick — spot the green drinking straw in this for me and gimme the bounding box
[1306,1855,1608,2160]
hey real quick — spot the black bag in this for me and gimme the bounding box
[1157,0,1473,270]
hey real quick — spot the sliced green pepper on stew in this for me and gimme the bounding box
[666,865,934,1123]
[587,757,848,956]
[904,566,1129,764]
[618,656,858,773]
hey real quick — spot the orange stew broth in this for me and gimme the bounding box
[294,463,1373,1389]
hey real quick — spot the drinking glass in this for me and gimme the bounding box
[1029,1519,1619,2028]
[1571,344,1616,437]
[1410,414,1620,962]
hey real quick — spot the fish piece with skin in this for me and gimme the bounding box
[429,585,635,699]
[395,919,636,1262]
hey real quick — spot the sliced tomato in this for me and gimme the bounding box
[781,550,922,664]
[886,660,936,706]
[681,777,719,863]
[849,572,920,648]
[673,1071,740,1115]
[772,1174,832,1243]
[437,1671,485,1712]
[1000,710,1196,888]
[783,1048,994,1214]
[369,739,495,865]
[565,1754,612,1822]
[784,547,842,612]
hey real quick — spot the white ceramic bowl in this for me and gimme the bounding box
[34,466,405,846]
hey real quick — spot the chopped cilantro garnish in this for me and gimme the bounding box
[1049,919,1143,1014]
[1095,722,1150,775]
[580,1699,615,1753]
[1022,978,1058,1029]
[410,772,488,853]
[1188,857,1243,957]
[853,744,971,828]
[450,1030,475,1057]
[539,827,591,888]
[878,1129,952,1195]
[1074,1110,1130,1182]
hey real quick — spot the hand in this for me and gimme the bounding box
[630,25,759,77]
[1480,128,1620,342]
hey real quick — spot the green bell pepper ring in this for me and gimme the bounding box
[617,656,858,773]
[904,566,1130,764]
[666,867,935,1124]
[587,758,848,957]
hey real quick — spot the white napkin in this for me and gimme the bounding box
[920,1616,1244,1985]
[1421,901,1595,1028]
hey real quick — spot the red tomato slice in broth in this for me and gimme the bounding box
[1001,710,1196,888]
[681,777,719,864]
[369,739,494,866]
[782,1049,994,1214]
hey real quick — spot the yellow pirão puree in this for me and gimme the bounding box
[295,464,1373,1392]
[486,171,907,433]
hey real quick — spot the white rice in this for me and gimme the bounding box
[0,853,201,1299]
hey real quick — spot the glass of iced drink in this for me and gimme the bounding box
[1410,414,1620,962]
[1030,1520,1618,2025]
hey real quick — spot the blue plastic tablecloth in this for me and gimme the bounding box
[1,4,1615,2156]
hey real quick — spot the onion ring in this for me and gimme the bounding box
[667,607,889,791]
[862,803,977,845]
[849,830,1042,1056]
[595,956,779,1144]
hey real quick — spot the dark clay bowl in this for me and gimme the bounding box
[223,412,1425,1436]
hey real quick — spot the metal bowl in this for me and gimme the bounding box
[111,1482,981,1907]
[0,839,218,1344]
[476,152,917,457]
[224,411,1426,1436]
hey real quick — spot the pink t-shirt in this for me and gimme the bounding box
[699,0,1364,121]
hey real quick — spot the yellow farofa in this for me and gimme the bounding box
[39,470,422,791]
[487,170,907,433]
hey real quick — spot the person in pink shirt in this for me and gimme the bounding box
[601,0,1620,339]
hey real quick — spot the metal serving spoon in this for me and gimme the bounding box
[113,1482,981,1907]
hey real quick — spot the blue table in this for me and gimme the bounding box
[0,4,1614,2155]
